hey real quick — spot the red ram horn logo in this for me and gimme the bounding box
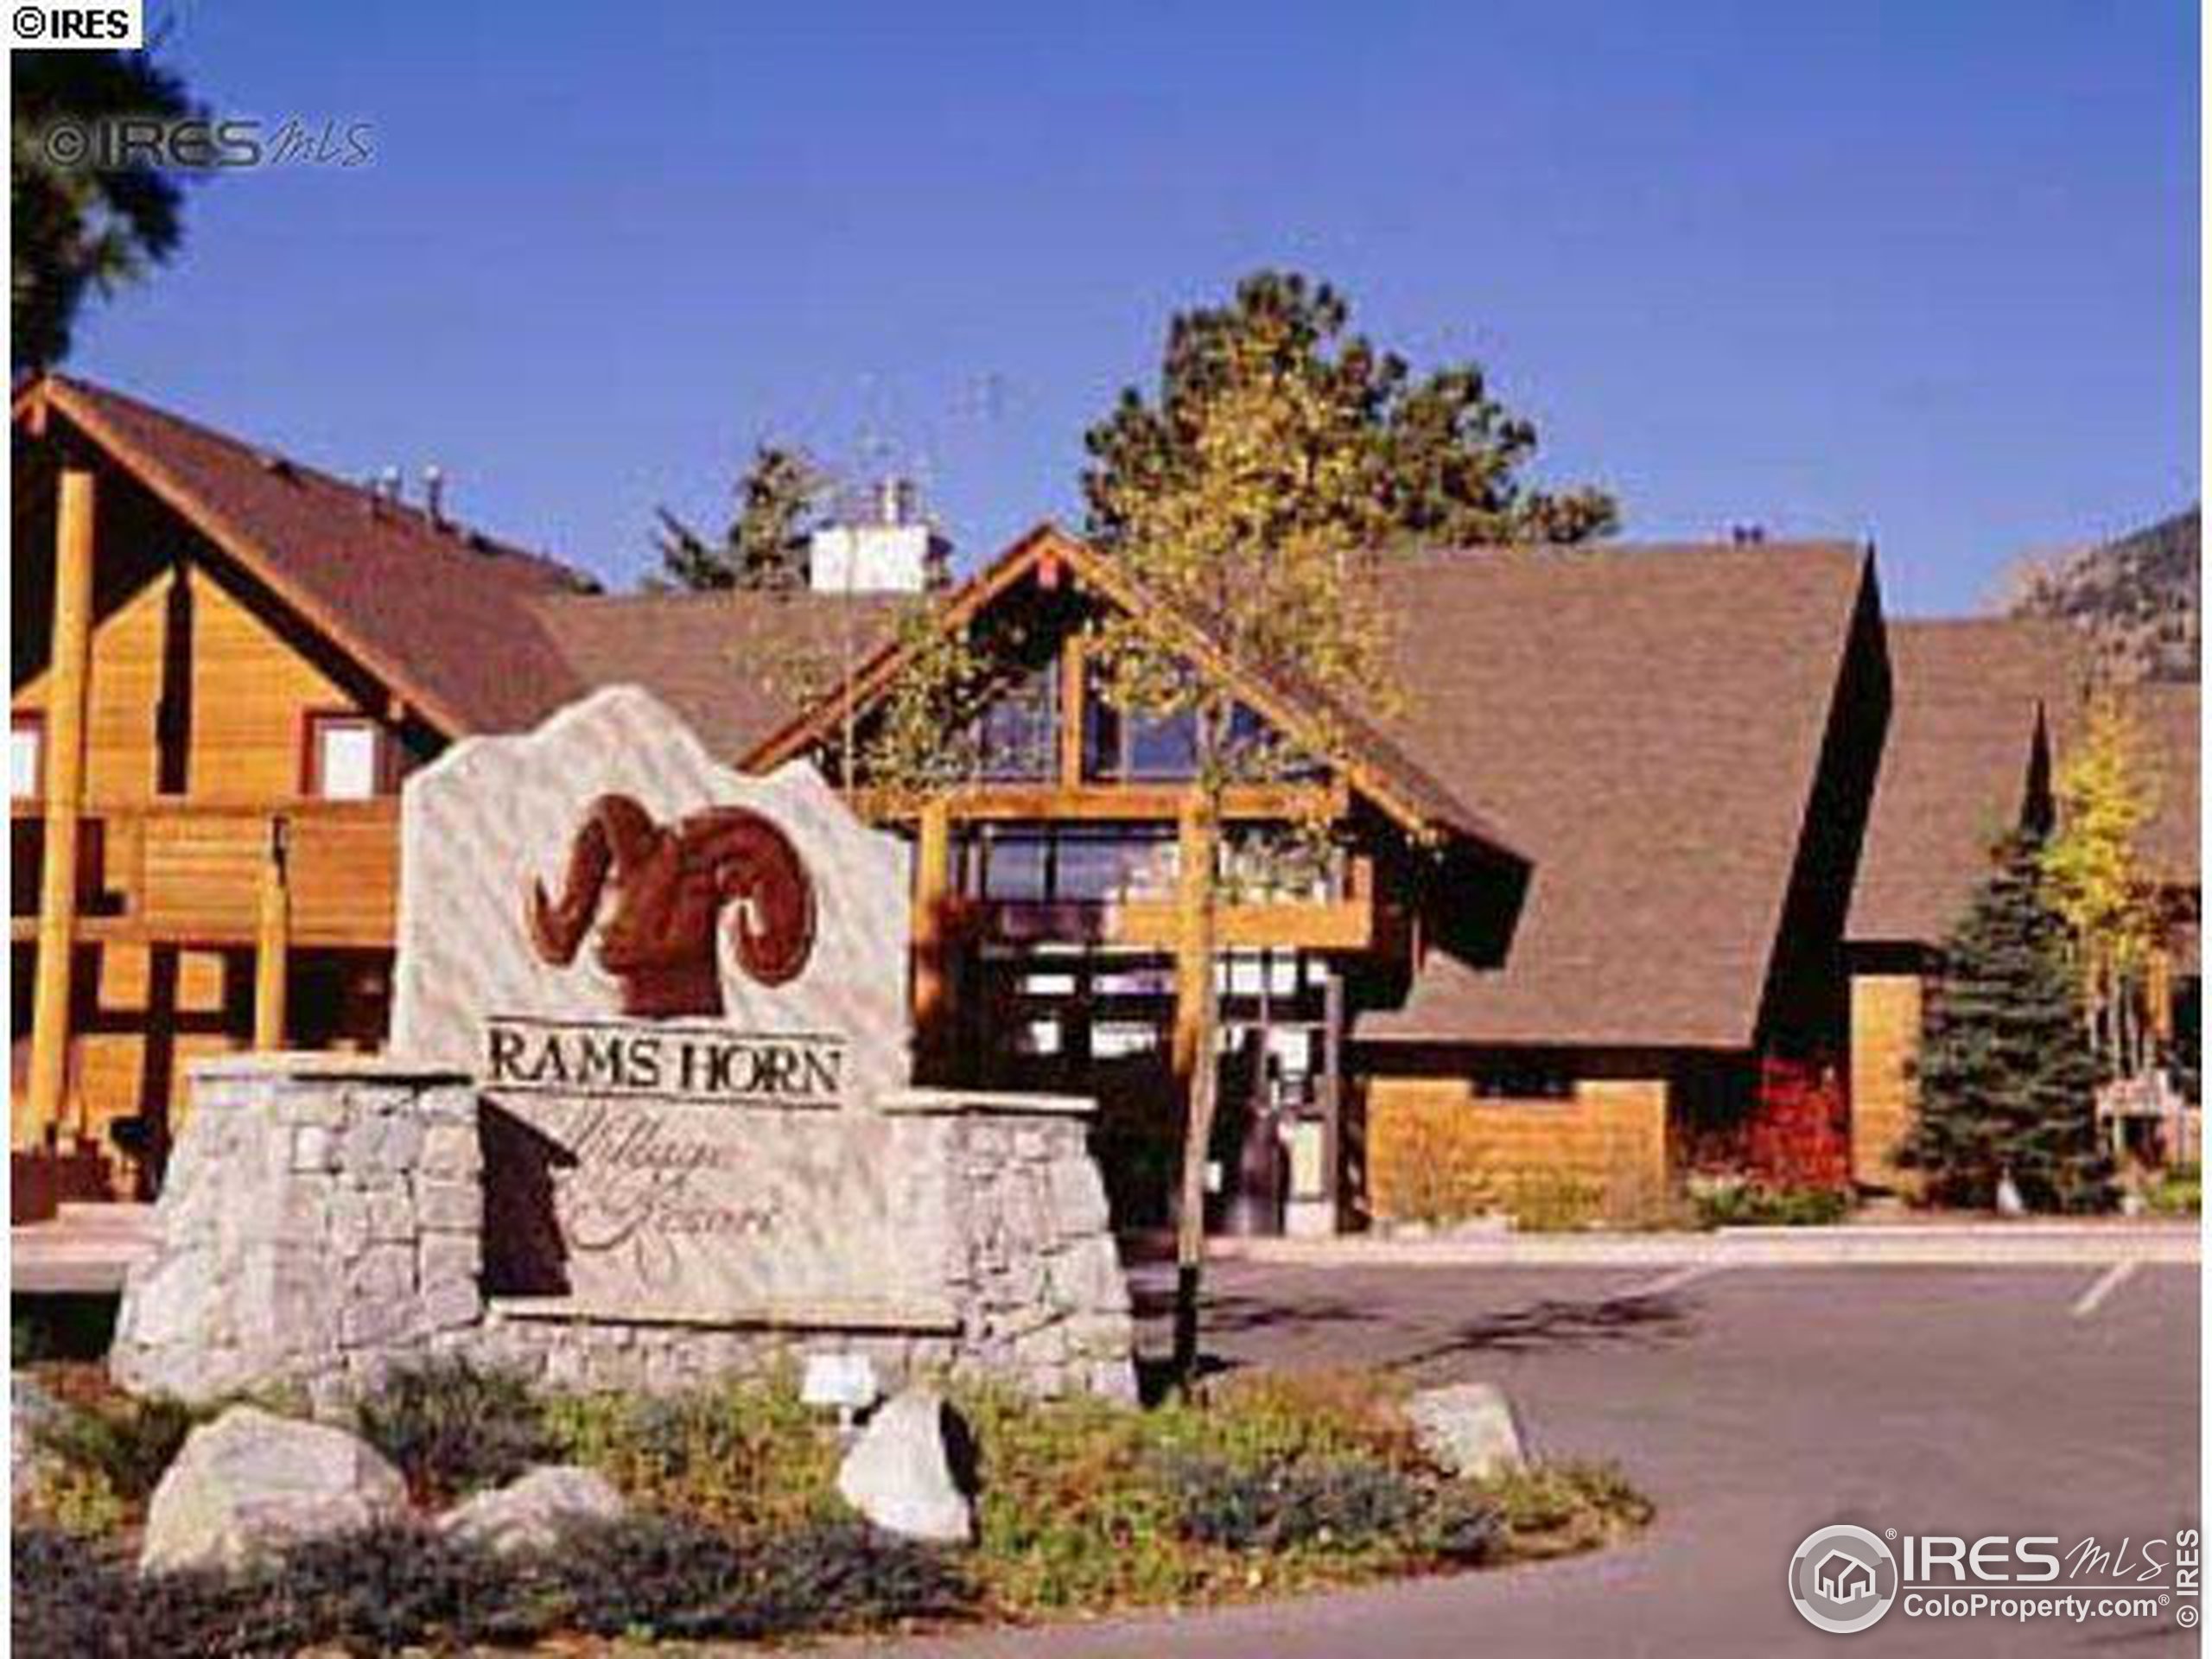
[524,793,816,1019]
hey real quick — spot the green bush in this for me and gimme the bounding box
[1689,1177,1850,1229]
[2145,1162,2202,1217]
[1476,1459,1655,1560]
[353,1357,556,1504]
[550,1514,970,1643]
[541,1368,842,1536]
[12,1516,973,1656]
[1165,1453,1427,1552]
[32,1393,199,1504]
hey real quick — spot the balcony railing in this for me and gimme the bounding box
[11,798,399,948]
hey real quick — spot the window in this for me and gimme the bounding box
[304,714,385,799]
[956,823,1176,905]
[974,661,1059,781]
[10,715,43,801]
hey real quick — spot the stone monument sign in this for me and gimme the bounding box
[391,686,925,1322]
[114,688,1135,1405]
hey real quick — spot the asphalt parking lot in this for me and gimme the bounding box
[903,1258,2201,1658]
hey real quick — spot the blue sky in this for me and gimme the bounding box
[70,0,2198,613]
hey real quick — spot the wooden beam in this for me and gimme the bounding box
[24,467,95,1149]
[855,781,1345,825]
[912,798,953,1079]
[1058,633,1086,787]
[253,817,290,1049]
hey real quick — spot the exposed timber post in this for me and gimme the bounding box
[912,797,953,1079]
[253,816,291,1049]
[24,467,97,1148]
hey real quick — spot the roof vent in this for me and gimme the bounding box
[255,449,296,480]
[423,463,447,531]
[1729,523,1767,545]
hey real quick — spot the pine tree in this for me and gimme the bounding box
[651,443,826,592]
[1903,832,2113,1212]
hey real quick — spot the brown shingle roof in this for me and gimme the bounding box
[2112,681,2199,888]
[1357,540,1873,1051]
[529,588,906,760]
[22,375,594,735]
[1848,619,2087,946]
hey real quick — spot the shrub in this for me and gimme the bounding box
[12,1516,972,1656]
[353,1357,556,1504]
[2145,1161,2201,1217]
[1476,1459,1655,1560]
[549,1514,970,1643]
[1500,1167,1605,1232]
[1165,1453,1427,1553]
[32,1393,198,1504]
[541,1367,842,1536]
[1689,1175,1850,1228]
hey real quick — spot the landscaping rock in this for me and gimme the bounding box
[436,1465,626,1555]
[836,1389,974,1544]
[1408,1382,1527,1480]
[139,1404,408,1574]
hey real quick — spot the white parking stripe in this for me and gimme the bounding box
[2070,1258,2139,1318]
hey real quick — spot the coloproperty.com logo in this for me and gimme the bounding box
[1789,1522,2203,1635]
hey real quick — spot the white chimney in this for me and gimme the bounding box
[809,476,950,593]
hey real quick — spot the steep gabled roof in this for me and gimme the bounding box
[744,524,1518,854]
[15,374,594,735]
[1357,540,1875,1051]
[527,587,907,760]
[1847,619,2087,947]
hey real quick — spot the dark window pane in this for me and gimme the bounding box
[1127,709,1198,779]
[1055,827,1175,902]
[976,661,1058,781]
[981,832,1050,900]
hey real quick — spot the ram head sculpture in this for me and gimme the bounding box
[523,793,817,1018]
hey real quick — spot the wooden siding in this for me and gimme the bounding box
[14,495,413,1179]
[1848,971,1923,1192]
[1365,1073,1671,1226]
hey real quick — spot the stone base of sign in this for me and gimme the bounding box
[111,1055,1137,1409]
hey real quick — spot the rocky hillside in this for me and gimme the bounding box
[2004,508,2199,683]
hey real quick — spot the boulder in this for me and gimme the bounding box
[436,1465,626,1555]
[835,1389,973,1544]
[139,1404,408,1574]
[1408,1382,1527,1481]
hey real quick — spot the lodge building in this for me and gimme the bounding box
[11,375,2200,1227]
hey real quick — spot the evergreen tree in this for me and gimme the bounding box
[652,443,826,592]
[1084,270,1618,555]
[14,48,200,372]
[1903,832,2113,1212]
